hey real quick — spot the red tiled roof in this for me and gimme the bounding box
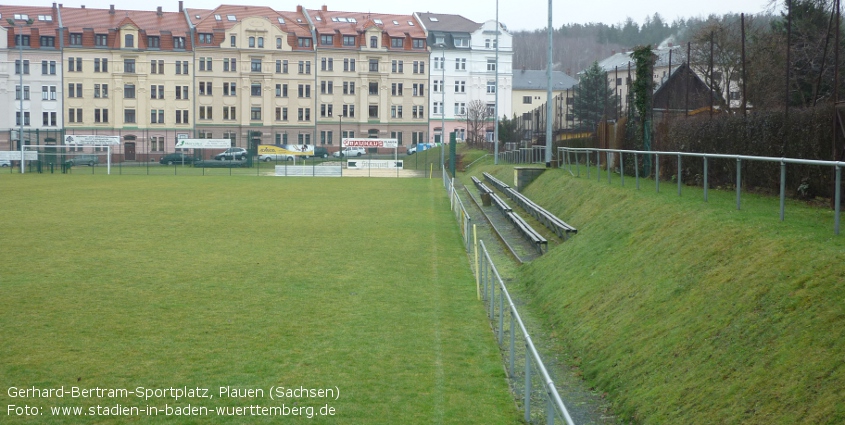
[59,5,190,35]
[0,5,59,36]
[191,4,311,38]
[308,7,425,50]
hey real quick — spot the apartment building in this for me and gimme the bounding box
[305,6,429,148]
[56,4,194,160]
[416,12,512,143]
[1,4,64,150]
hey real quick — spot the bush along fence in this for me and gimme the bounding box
[558,146,844,235]
[443,171,576,425]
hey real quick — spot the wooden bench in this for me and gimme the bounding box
[507,212,547,254]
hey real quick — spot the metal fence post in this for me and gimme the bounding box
[677,154,682,197]
[509,313,516,377]
[635,153,640,190]
[547,395,556,425]
[525,349,532,423]
[736,158,742,210]
[597,151,601,182]
[620,152,624,187]
[607,152,611,184]
[498,287,504,344]
[655,153,660,193]
[780,161,786,221]
[587,150,591,179]
[833,164,842,235]
[704,156,709,202]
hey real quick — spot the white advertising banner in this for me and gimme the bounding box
[64,135,120,145]
[174,139,233,149]
[0,151,38,161]
[346,160,403,169]
[342,138,398,149]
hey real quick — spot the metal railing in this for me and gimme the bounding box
[559,147,843,235]
[495,146,548,165]
[443,172,575,424]
[478,239,575,425]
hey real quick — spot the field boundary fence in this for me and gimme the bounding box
[558,147,843,236]
[443,173,576,425]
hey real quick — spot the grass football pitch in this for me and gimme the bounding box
[0,175,518,424]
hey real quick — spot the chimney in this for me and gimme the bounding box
[157,6,163,17]
[178,1,183,13]
[109,4,114,14]
[322,5,327,11]
[297,5,303,13]
[53,2,57,10]
[81,5,85,9]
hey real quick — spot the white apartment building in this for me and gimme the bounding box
[1,4,64,150]
[416,12,512,143]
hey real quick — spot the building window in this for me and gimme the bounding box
[487,59,496,72]
[455,58,466,70]
[94,58,108,73]
[454,102,466,115]
[198,33,213,44]
[199,82,212,96]
[413,106,424,119]
[342,104,355,117]
[369,82,379,95]
[94,108,108,123]
[94,84,108,98]
[370,36,378,48]
[125,34,134,48]
[433,101,442,115]
[251,59,261,72]
[147,36,161,48]
[413,61,425,74]
[199,57,212,71]
[343,35,356,46]
[320,131,333,145]
[173,37,185,49]
[523,96,532,104]
[41,60,56,75]
[369,105,378,118]
[175,61,188,75]
[199,106,213,120]
[343,82,355,95]
[344,58,356,71]
[124,109,136,123]
[251,83,261,96]
[40,36,55,47]
[487,81,496,94]
[249,36,255,48]
[369,59,379,72]
[224,58,236,72]
[391,83,403,96]
[69,33,82,45]
[297,84,311,98]
[321,81,333,94]
[298,37,311,47]
[150,85,164,99]
[16,112,31,126]
[391,38,403,48]
[176,86,188,99]
[68,108,82,123]
[15,85,30,100]
[298,60,311,74]
[124,59,135,73]
[320,104,333,117]
[391,60,403,73]
[15,35,30,47]
[42,85,57,100]
[124,84,135,99]
[251,107,262,121]
[223,82,237,96]
[413,83,424,96]
[412,39,425,49]
[175,110,188,124]
[321,57,333,71]
[276,37,283,49]
[454,38,469,48]
[151,109,165,123]
[455,81,465,93]
[223,106,236,120]
[321,34,333,45]
[150,60,164,74]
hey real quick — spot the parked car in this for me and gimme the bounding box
[159,153,195,165]
[66,154,99,166]
[214,147,248,160]
[305,147,329,159]
[332,147,366,158]
[0,159,10,167]
[407,145,418,155]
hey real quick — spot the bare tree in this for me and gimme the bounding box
[465,100,492,147]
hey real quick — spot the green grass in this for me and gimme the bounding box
[0,175,517,424]
[470,163,845,424]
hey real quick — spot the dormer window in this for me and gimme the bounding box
[227,15,236,21]
[454,38,469,48]
[370,36,378,48]
[390,38,403,48]
[298,37,311,47]
[124,34,134,48]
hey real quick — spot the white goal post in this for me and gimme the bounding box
[19,144,112,174]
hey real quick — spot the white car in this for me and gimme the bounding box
[0,159,10,167]
[332,147,366,157]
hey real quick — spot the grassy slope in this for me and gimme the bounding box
[0,175,517,424]
[475,165,845,424]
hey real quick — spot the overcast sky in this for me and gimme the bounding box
[49,0,780,31]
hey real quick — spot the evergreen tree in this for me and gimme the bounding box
[573,61,618,131]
